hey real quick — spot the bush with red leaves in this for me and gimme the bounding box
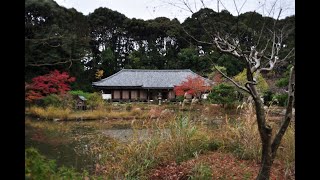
[25,70,75,102]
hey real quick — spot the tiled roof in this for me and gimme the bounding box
[92,69,213,88]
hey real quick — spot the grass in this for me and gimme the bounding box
[209,102,295,176]
[26,106,149,121]
[26,114,216,179]
[188,163,213,180]
[27,106,71,120]
[25,103,294,179]
[94,116,215,179]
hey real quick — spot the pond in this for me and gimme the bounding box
[100,128,171,142]
[25,118,170,174]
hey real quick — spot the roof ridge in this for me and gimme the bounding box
[187,69,213,84]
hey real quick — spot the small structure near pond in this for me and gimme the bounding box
[76,95,87,110]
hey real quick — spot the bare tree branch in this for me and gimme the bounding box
[239,0,248,13]
[233,0,240,15]
[217,0,219,13]
[181,0,194,13]
[159,0,191,13]
[181,26,214,45]
[256,0,279,47]
[213,38,241,58]
[261,47,294,71]
[278,47,295,62]
[26,58,83,67]
[211,61,251,94]
[217,0,227,11]
[199,0,206,8]
[43,42,61,48]
[271,66,295,160]
[232,0,249,16]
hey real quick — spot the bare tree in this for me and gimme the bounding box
[162,0,295,179]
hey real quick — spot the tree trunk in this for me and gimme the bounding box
[247,68,274,180]
[257,155,273,180]
[250,67,295,180]
[254,95,273,180]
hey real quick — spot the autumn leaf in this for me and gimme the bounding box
[25,70,75,102]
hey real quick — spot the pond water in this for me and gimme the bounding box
[25,123,95,173]
[25,118,170,174]
[100,128,171,142]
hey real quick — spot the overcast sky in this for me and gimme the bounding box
[53,0,295,22]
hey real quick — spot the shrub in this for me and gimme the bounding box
[276,65,292,88]
[263,90,274,106]
[275,77,289,88]
[25,70,75,102]
[272,93,288,106]
[42,94,62,107]
[208,83,239,107]
[41,93,74,109]
[87,92,106,110]
[59,93,75,109]
[25,147,88,179]
[176,96,184,102]
[25,147,56,179]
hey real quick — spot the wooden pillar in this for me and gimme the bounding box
[137,89,140,101]
[111,90,114,99]
[129,90,131,100]
[120,90,122,100]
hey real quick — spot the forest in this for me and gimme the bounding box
[25,0,294,92]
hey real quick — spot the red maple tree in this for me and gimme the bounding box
[25,70,75,102]
[174,75,211,98]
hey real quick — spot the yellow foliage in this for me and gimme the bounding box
[95,69,104,80]
[234,69,269,93]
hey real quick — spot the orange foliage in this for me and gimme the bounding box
[174,75,211,97]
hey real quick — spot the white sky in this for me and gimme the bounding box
[53,0,295,22]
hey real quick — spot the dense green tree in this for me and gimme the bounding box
[88,7,128,72]
[176,47,212,75]
[100,47,117,77]
[25,0,91,90]
[208,83,239,107]
[215,54,246,76]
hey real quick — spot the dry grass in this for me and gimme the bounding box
[25,103,294,179]
[27,106,71,120]
[26,106,149,121]
[94,116,214,179]
[210,102,295,177]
